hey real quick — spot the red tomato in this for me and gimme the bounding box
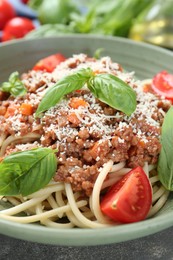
[2,17,35,42]
[100,166,152,223]
[32,53,66,72]
[152,70,173,102]
[21,0,29,3]
[0,0,16,30]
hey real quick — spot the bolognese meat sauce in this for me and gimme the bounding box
[0,54,171,196]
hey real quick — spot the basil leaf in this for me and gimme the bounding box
[93,48,104,59]
[0,71,27,97]
[88,73,136,116]
[158,106,173,191]
[0,147,57,196]
[0,163,22,196]
[35,68,93,117]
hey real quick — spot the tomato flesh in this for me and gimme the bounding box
[2,17,35,42]
[21,0,29,3]
[100,166,152,223]
[0,0,16,30]
[152,71,173,102]
[32,53,66,72]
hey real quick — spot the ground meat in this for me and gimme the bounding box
[0,54,171,196]
[21,70,54,93]
[0,106,6,116]
[0,91,10,101]
[54,161,98,196]
[41,130,57,146]
[103,106,115,115]
[78,128,90,140]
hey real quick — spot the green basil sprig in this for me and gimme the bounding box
[88,73,136,116]
[35,68,136,117]
[35,68,93,117]
[0,147,57,196]
[158,106,173,191]
[0,72,27,97]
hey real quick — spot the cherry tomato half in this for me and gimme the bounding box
[152,70,173,102]
[0,0,16,30]
[100,166,152,223]
[32,53,66,72]
[2,17,35,42]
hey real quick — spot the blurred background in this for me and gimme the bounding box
[0,0,173,49]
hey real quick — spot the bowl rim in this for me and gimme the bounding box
[0,208,173,246]
[1,33,173,53]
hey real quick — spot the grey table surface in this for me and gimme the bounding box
[0,226,173,260]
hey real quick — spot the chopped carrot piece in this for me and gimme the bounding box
[89,141,101,159]
[19,103,33,116]
[0,106,7,116]
[138,140,145,148]
[143,83,153,93]
[89,140,109,160]
[4,105,19,118]
[93,69,104,75]
[69,97,88,109]
[67,112,80,125]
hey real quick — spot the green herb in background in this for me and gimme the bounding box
[28,0,43,10]
[26,24,75,38]
[29,0,80,25]
[26,0,154,39]
[86,0,154,36]
[0,72,27,97]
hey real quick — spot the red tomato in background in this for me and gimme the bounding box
[152,70,173,102]
[21,0,29,3]
[0,0,16,30]
[100,166,152,223]
[32,53,66,72]
[2,17,35,42]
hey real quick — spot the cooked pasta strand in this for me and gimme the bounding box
[65,182,111,228]
[0,201,87,223]
[91,161,124,224]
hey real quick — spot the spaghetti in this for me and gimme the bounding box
[0,53,171,228]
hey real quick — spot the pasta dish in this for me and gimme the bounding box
[0,53,172,228]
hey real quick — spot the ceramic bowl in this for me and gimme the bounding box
[0,35,173,246]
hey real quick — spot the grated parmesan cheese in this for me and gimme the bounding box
[1,53,171,172]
